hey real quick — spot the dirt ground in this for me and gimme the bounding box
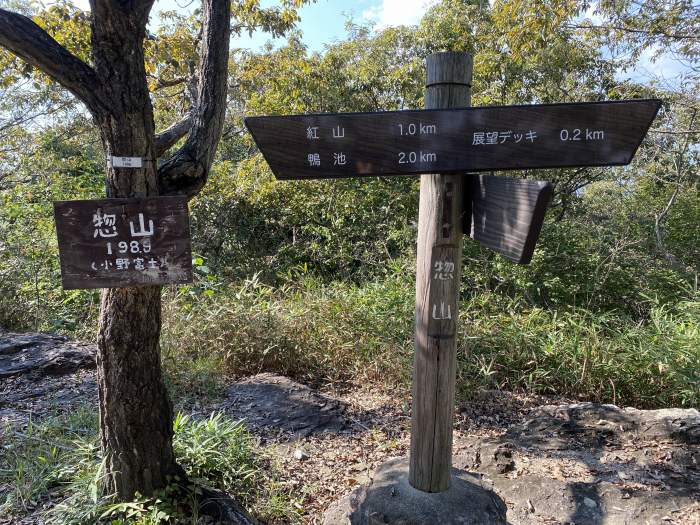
[223,374,699,525]
[2,331,699,525]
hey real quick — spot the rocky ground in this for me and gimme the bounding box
[1,330,699,524]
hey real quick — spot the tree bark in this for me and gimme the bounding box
[97,287,182,498]
[157,0,232,197]
[85,0,180,499]
[0,0,231,501]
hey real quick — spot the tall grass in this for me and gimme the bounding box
[162,269,415,388]
[163,274,699,409]
[460,293,699,408]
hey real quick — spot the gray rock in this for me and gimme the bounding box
[583,497,597,509]
[198,485,258,524]
[293,448,310,461]
[515,402,700,445]
[0,331,95,378]
[322,457,508,525]
[452,402,700,525]
[221,373,348,437]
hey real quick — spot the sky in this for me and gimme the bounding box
[67,0,687,87]
[70,0,439,52]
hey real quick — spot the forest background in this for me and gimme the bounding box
[1,0,699,522]
[0,0,698,412]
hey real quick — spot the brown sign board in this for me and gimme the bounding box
[464,174,552,264]
[245,99,661,180]
[53,196,193,290]
[427,243,458,338]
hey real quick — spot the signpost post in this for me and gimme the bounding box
[410,51,471,493]
[246,52,660,501]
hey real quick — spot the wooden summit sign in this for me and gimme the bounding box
[54,196,193,290]
[245,99,661,180]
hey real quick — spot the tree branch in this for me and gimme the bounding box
[654,108,696,274]
[568,23,700,40]
[155,113,192,157]
[0,8,106,115]
[157,0,231,198]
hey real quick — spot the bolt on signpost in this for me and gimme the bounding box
[245,51,660,496]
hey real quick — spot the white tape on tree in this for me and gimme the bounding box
[109,156,143,168]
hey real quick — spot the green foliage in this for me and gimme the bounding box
[0,409,299,524]
[591,0,700,64]
[189,158,418,282]
[459,293,700,407]
[173,413,256,493]
[0,142,102,332]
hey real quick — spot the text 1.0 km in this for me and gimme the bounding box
[397,122,437,136]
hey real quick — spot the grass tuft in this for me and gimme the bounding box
[0,409,299,524]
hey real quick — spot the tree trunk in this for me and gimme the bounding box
[90,2,179,499]
[0,0,231,501]
[97,287,181,498]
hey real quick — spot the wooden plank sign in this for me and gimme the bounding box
[53,196,193,290]
[464,174,553,264]
[245,99,661,180]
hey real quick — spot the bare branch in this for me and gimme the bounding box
[654,108,696,273]
[157,0,231,198]
[155,113,192,157]
[568,23,700,40]
[0,8,106,115]
[649,129,700,135]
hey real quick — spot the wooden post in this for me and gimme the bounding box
[409,52,472,493]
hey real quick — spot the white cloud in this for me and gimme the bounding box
[619,45,688,90]
[363,0,439,29]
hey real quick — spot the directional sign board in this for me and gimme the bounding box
[54,196,193,290]
[245,99,661,180]
[465,174,552,264]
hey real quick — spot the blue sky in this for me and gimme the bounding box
[67,0,687,87]
[229,0,440,52]
[69,0,439,52]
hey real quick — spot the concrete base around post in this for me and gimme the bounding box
[322,457,508,525]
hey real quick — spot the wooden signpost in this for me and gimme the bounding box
[54,196,193,289]
[465,174,553,264]
[245,99,660,180]
[248,53,660,497]
[246,51,660,496]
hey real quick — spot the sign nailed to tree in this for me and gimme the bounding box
[245,99,661,180]
[54,196,193,290]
